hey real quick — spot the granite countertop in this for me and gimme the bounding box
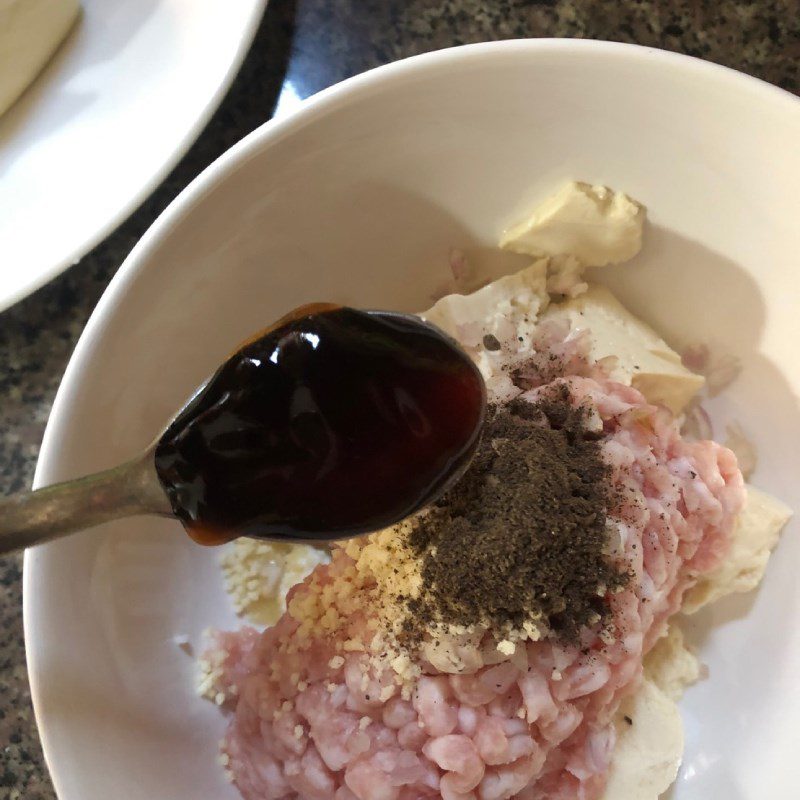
[0,0,797,796]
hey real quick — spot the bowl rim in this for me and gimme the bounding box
[22,38,800,797]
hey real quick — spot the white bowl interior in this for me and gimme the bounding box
[25,41,800,800]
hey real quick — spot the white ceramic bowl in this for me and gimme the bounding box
[0,0,266,311]
[24,40,800,800]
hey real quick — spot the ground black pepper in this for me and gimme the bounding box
[402,384,627,644]
[482,334,502,351]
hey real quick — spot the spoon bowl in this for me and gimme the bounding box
[0,307,485,555]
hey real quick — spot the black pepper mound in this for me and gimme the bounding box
[402,384,627,644]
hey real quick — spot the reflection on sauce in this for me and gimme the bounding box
[154,305,486,545]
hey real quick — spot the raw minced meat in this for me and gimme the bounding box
[200,333,744,800]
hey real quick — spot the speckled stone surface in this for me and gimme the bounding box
[0,1,797,796]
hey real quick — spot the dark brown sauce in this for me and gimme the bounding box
[154,305,486,545]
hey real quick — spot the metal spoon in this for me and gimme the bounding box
[0,306,486,555]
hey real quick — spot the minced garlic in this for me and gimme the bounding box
[221,538,329,624]
[497,639,516,656]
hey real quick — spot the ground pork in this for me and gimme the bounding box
[202,336,744,800]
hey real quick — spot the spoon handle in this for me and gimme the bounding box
[0,449,173,555]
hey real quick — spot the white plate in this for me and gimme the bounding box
[23,41,800,800]
[0,0,266,311]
